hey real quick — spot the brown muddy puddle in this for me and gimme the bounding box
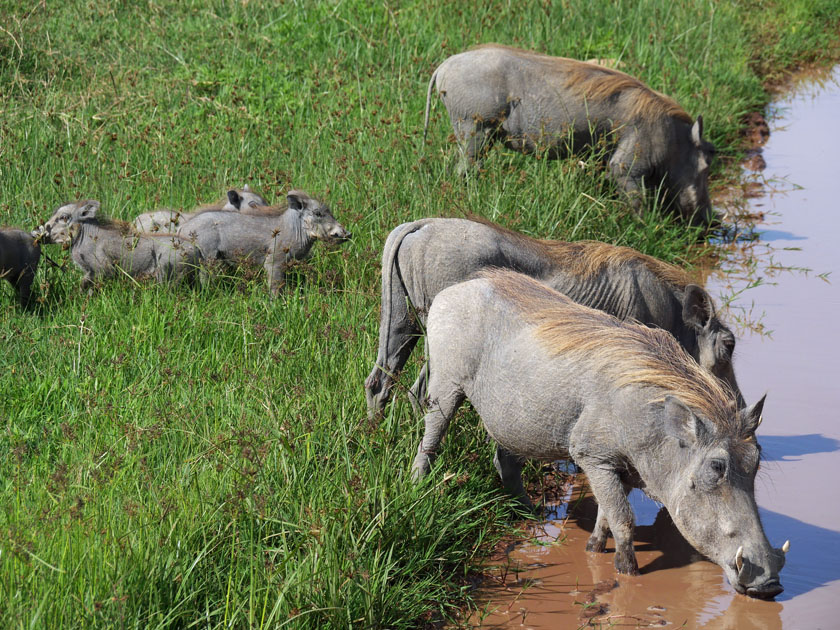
[472,66,840,630]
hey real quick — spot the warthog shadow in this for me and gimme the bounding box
[757,432,840,462]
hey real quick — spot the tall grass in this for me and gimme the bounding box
[1,1,838,627]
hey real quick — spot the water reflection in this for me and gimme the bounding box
[475,487,786,629]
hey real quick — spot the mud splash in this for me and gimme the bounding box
[472,66,840,629]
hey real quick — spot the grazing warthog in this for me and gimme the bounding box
[0,228,41,307]
[177,190,351,295]
[424,44,716,223]
[413,270,788,598]
[133,185,270,233]
[34,200,199,288]
[364,217,742,417]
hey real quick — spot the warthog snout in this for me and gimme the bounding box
[329,226,351,242]
[728,541,788,599]
[31,224,54,244]
[746,579,784,599]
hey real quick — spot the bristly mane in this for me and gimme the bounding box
[240,190,329,217]
[239,202,290,217]
[484,269,739,436]
[194,188,254,213]
[471,44,693,124]
[91,215,136,236]
[464,213,693,288]
[191,187,269,213]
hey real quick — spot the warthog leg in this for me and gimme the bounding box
[493,445,532,508]
[585,483,632,553]
[608,133,647,215]
[453,118,495,176]
[365,305,423,418]
[411,386,466,479]
[575,458,639,575]
[12,270,35,307]
[408,342,431,414]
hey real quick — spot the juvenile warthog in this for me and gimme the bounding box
[133,185,269,233]
[177,190,350,295]
[364,217,742,417]
[34,200,199,288]
[0,228,41,306]
[425,44,715,222]
[413,270,787,598]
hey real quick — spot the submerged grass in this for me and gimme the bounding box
[1,1,838,627]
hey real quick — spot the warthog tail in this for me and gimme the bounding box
[423,68,439,143]
[375,219,436,382]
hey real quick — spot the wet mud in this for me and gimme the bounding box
[472,66,840,629]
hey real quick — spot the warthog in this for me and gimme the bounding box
[424,44,715,223]
[0,228,41,307]
[364,217,742,418]
[34,200,200,288]
[413,270,788,598]
[133,185,269,233]
[177,190,350,295]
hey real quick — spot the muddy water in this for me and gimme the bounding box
[473,67,840,630]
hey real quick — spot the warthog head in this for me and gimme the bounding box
[666,116,716,224]
[33,200,100,245]
[681,284,744,408]
[663,394,787,599]
[288,190,351,243]
[224,184,269,211]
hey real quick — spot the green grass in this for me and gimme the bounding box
[1,1,838,627]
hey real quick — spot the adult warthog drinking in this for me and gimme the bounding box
[412,270,787,598]
[177,190,350,295]
[424,44,716,223]
[0,228,41,307]
[133,185,269,233]
[364,217,742,417]
[33,200,200,288]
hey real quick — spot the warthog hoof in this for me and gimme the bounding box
[614,550,639,576]
[585,536,607,554]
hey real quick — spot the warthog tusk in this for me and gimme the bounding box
[782,540,790,554]
[757,414,763,427]
[735,546,744,571]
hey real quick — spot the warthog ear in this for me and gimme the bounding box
[79,200,100,220]
[740,394,767,436]
[691,115,704,146]
[664,395,711,447]
[227,190,242,209]
[287,191,304,211]
[683,284,714,329]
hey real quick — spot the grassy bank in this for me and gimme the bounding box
[1,1,838,627]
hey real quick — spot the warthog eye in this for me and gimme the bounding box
[697,457,728,489]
